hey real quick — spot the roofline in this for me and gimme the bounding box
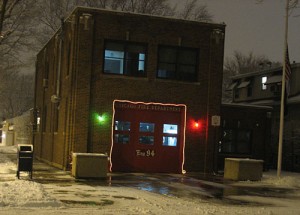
[71,6,226,28]
[231,63,300,80]
[37,6,226,57]
[222,102,273,110]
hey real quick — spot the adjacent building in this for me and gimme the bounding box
[227,63,300,171]
[33,7,226,173]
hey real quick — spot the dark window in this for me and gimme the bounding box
[139,136,154,145]
[139,122,155,145]
[247,86,252,97]
[234,89,240,99]
[114,134,130,144]
[139,122,155,132]
[114,121,131,144]
[220,129,251,154]
[157,46,198,82]
[115,121,131,131]
[104,41,146,77]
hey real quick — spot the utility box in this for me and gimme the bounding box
[71,153,108,179]
[224,158,264,181]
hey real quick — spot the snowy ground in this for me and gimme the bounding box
[1,144,300,215]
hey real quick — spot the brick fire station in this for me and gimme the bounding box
[33,7,225,173]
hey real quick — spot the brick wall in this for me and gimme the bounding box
[34,8,225,172]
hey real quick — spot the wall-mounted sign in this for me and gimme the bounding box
[115,102,183,113]
[211,115,221,127]
[136,149,155,157]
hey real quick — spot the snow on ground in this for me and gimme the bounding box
[1,144,300,215]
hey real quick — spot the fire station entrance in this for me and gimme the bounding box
[111,100,186,173]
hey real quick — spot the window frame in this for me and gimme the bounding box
[261,76,267,90]
[162,123,179,147]
[114,120,131,144]
[220,128,252,154]
[103,40,147,77]
[157,45,198,82]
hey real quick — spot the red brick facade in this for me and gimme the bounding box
[33,7,225,173]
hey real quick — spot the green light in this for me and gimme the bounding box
[98,115,105,122]
[95,113,108,125]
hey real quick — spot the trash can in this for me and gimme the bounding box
[16,144,33,179]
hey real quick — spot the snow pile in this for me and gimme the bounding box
[0,145,17,153]
[0,147,16,176]
[262,172,300,188]
[0,180,63,207]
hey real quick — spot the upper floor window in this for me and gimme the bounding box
[261,76,267,90]
[247,85,252,97]
[157,46,198,82]
[234,88,240,99]
[104,41,146,77]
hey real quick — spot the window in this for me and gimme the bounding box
[220,129,251,154]
[234,88,240,99]
[115,121,131,131]
[114,121,131,144]
[163,137,177,147]
[114,134,130,144]
[261,76,267,90]
[139,122,155,132]
[157,46,198,82]
[104,41,146,77]
[163,124,178,134]
[162,124,178,147]
[139,122,155,145]
[139,136,154,145]
[247,85,252,97]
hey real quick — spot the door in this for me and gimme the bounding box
[111,100,186,173]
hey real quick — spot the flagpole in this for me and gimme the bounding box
[277,0,289,178]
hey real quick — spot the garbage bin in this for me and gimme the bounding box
[16,144,33,179]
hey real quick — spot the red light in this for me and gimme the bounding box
[192,120,202,130]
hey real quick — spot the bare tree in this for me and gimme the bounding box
[256,0,299,15]
[178,0,213,22]
[0,69,34,118]
[0,0,36,61]
[33,0,212,47]
[0,0,213,118]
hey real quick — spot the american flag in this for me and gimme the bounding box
[285,46,292,97]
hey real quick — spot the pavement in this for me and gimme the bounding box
[2,148,300,207]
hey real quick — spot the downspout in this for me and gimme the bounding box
[51,18,64,104]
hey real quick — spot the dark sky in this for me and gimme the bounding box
[171,0,300,63]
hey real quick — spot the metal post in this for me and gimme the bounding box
[277,0,289,177]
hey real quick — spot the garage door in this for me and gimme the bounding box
[110,100,186,173]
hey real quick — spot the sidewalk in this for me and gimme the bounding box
[1,145,300,215]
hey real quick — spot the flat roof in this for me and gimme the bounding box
[72,6,226,28]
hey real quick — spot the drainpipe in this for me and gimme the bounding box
[51,18,64,104]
